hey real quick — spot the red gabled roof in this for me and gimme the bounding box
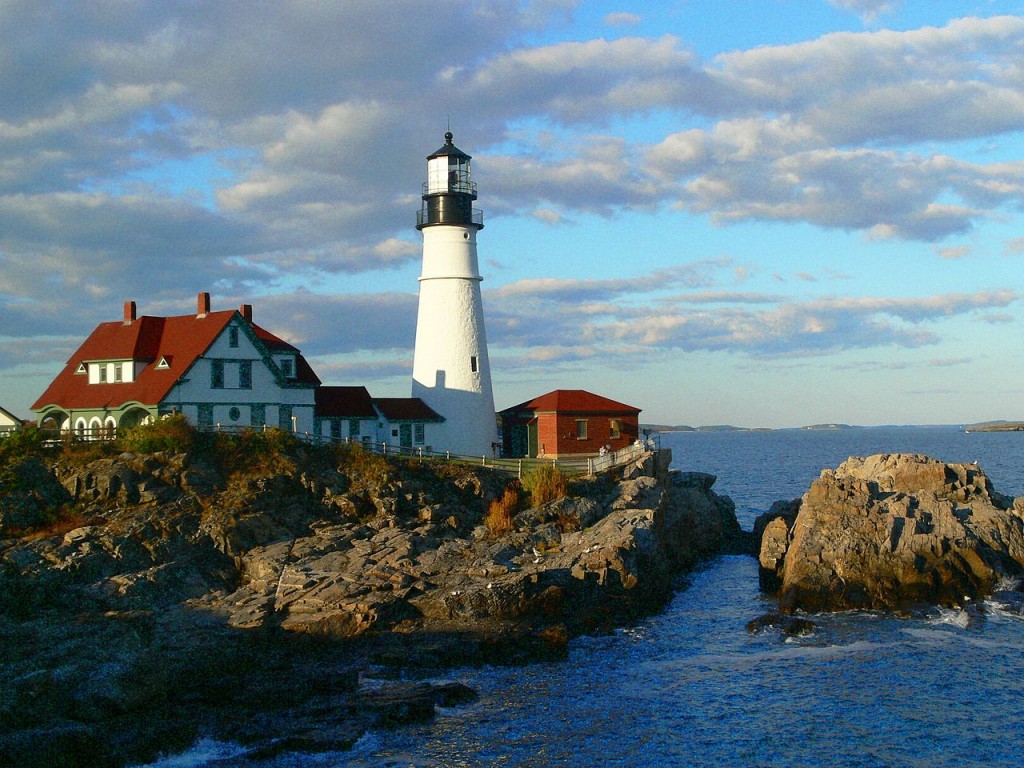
[32,308,319,411]
[315,386,376,419]
[373,398,444,422]
[500,389,641,416]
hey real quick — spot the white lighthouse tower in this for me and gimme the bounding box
[412,131,496,456]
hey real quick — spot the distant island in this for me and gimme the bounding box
[964,421,1024,433]
[643,424,746,433]
[643,423,850,433]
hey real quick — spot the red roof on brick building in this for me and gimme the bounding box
[501,389,640,415]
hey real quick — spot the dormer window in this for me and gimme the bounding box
[280,358,293,378]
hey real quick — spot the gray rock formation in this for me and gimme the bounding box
[756,453,1024,613]
[1,442,742,766]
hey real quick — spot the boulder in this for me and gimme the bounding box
[759,453,1024,612]
[0,457,72,533]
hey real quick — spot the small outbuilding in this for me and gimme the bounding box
[314,386,445,452]
[498,389,641,459]
[0,405,23,436]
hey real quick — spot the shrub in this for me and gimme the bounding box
[336,442,392,491]
[214,427,300,476]
[485,483,520,536]
[0,427,48,469]
[117,413,196,454]
[522,464,567,506]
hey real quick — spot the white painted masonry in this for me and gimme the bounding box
[411,133,497,457]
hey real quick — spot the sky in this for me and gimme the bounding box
[1,0,1023,429]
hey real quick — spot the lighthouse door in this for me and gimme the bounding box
[399,423,413,450]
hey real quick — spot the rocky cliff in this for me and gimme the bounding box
[0,432,743,766]
[756,453,1024,613]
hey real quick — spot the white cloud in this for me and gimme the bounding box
[604,12,642,28]
[2,3,1024,418]
[827,0,896,23]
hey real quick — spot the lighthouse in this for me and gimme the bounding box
[412,131,496,456]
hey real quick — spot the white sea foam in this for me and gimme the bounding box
[131,738,246,768]
[926,607,971,628]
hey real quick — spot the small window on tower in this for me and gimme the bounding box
[470,356,478,373]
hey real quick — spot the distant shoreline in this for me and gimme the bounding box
[643,421,1024,434]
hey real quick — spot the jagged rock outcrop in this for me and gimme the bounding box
[757,453,1024,612]
[0,443,742,767]
[192,451,745,642]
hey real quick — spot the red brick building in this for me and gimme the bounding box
[498,389,641,458]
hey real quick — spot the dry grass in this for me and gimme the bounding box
[19,510,98,541]
[485,483,520,536]
[522,464,567,506]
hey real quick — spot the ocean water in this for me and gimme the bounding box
[143,427,1024,768]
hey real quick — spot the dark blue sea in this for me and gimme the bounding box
[143,426,1024,768]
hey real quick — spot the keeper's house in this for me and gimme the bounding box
[33,293,448,449]
[498,389,641,459]
[33,293,321,437]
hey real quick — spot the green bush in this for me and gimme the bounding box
[522,463,567,506]
[117,413,196,454]
[208,427,300,476]
[0,427,48,469]
[336,442,392,491]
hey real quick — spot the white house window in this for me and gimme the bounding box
[576,419,588,440]
[229,407,241,422]
[211,360,224,389]
[470,356,478,373]
[280,358,293,378]
[229,326,239,348]
[349,419,360,437]
[98,366,107,383]
[414,423,425,445]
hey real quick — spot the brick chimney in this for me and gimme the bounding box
[240,304,253,322]
[123,300,137,324]
[197,291,210,318]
